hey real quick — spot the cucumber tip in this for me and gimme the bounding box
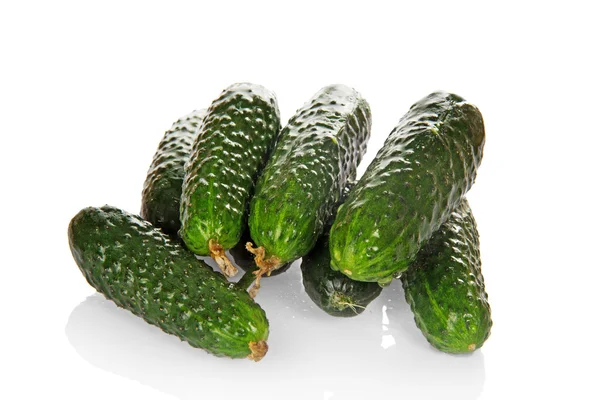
[248,340,268,362]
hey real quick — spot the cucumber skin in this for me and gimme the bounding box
[68,206,269,359]
[180,83,281,255]
[330,91,485,283]
[141,109,206,236]
[249,84,371,263]
[401,199,492,353]
[301,235,382,317]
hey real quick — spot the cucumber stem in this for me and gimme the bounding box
[245,243,281,298]
[247,340,268,362]
[332,292,366,314]
[209,239,238,278]
[337,301,365,314]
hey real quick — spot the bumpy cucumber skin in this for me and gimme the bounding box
[141,109,207,236]
[330,91,485,283]
[249,84,371,264]
[401,199,492,353]
[68,206,269,359]
[180,83,281,255]
[302,236,382,317]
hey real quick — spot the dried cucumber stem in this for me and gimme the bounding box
[209,239,238,278]
[247,340,268,362]
[245,243,281,298]
[332,292,366,315]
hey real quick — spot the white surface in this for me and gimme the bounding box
[1,1,599,399]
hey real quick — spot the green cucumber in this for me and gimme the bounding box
[68,205,269,361]
[247,84,371,289]
[141,109,206,236]
[330,91,485,284]
[401,199,492,353]
[180,83,280,277]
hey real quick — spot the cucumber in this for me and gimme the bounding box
[180,83,281,277]
[301,236,382,317]
[247,84,371,291]
[141,109,206,236]
[68,205,269,361]
[330,91,485,284]
[401,199,492,353]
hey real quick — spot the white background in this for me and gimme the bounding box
[1,1,599,399]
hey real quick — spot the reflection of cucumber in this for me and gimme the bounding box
[330,92,485,284]
[248,84,371,282]
[402,199,492,353]
[68,205,269,361]
[141,109,206,236]
[180,83,280,277]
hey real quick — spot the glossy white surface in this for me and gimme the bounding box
[2,1,599,399]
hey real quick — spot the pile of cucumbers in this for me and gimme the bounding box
[68,83,492,361]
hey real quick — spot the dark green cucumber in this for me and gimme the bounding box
[180,83,280,277]
[301,236,382,317]
[401,199,492,353]
[141,109,206,236]
[247,84,371,280]
[68,205,269,361]
[330,91,485,284]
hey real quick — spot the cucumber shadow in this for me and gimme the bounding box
[66,262,486,400]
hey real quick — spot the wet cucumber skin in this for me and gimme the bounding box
[68,206,269,359]
[249,84,371,264]
[141,109,206,236]
[330,91,485,283]
[180,83,280,255]
[401,199,492,353]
